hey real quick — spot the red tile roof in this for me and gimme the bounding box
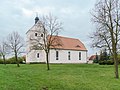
[89,55,96,60]
[50,36,87,51]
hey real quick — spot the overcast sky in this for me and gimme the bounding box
[0,0,97,56]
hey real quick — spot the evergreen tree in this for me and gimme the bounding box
[103,48,108,60]
[96,53,99,62]
[100,51,104,61]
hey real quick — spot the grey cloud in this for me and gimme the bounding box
[0,0,96,55]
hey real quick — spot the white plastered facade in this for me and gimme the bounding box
[26,20,87,63]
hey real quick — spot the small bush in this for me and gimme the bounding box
[7,57,24,64]
[106,60,114,65]
[0,59,3,64]
[99,60,114,65]
[93,59,99,63]
[0,57,25,64]
[30,62,46,64]
[6,60,11,64]
[99,61,106,65]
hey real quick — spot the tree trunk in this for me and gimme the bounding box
[46,52,50,70]
[15,53,20,67]
[113,52,119,79]
[112,38,119,79]
[110,28,119,79]
[3,55,6,65]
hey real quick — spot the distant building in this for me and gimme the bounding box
[88,55,96,63]
[88,54,100,63]
[89,55,96,60]
[26,17,88,63]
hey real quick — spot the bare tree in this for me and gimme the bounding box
[0,41,8,65]
[31,14,62,70]
[90,0,120,78]
[6,31,24,67]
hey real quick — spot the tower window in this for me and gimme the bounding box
[56,51,59,60]
[68,52,70,60]
[35,33,37,36]
[41,34,43,37]
[37,53,39,58]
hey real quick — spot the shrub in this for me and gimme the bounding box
[5,59,11,64]
[9,57,16,64]
[99,61,106,65]
[118,58,120,64]
[7,57,24,64]
[30,62,46,64]
[0,59,3,64]
[93,59,99,63]
[106,60,114,65]
[0,57,25,64]
[99,60,114,65]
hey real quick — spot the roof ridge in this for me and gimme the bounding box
[57,35,79,40]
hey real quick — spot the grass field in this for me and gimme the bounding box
[0,64,120,90]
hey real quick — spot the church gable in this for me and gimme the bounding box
[26,21,44,34]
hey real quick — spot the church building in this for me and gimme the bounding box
[26,17,87,63]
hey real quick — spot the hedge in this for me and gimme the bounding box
[0,57,25,64]
[99,60,114,65]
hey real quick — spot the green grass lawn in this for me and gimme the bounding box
[0,64,120,90]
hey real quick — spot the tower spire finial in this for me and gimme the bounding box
[35,12,39,24]
[36,12,38,17]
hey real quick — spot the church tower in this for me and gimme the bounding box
[26,17,46,63]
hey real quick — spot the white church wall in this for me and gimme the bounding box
[26,50,46,63]
[26,49,87,64]
[49,49,87,63]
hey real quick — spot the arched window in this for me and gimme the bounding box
[79,52,81,60]
[68,52,70,60]
[41,34,43,37]
[37,53,39,58]
[56,51,59,60]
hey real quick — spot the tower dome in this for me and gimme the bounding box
[35,16,39,24]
